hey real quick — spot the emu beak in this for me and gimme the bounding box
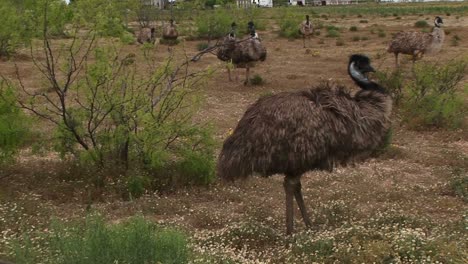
[363,65,375,73]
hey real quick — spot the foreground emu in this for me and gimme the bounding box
[217,54,392,234]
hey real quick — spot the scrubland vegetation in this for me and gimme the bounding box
[0,0,467,263]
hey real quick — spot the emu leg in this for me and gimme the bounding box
[283,177,296,235]
[394,53,399,67]
[227,65,232,82]
[244,66,250,86]
[303,36,306,48]
[293,179,312,228]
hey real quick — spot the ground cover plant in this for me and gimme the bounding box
[0,1,467,263]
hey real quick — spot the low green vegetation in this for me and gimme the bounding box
[415,20,430,28]
[12,215,189,264]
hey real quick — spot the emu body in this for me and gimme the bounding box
[162,19,178,40]
[137,27,156,44]
[217,55,392,234]
[388,17,445,66]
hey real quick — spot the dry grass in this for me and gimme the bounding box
[1,10,468,263]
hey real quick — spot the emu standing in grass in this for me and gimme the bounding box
[162,19,178,41]
[388,16,445,66]
[299,15,314,48]
[137,27,156,44]
[217,21,267,85]
[217,54,392,234]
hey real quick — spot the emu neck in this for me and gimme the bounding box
[348,63,385,93]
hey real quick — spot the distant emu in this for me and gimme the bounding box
[137,27,156,44]
[388,16,445,66]
[299,15,314,48]
[162,19,178,41]
[217,54,392,234]
[217,21,267,85]
[217,22,238,81]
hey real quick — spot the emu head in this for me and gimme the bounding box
[434,16,443,27]
[306,15,310,25]
[348,54,386,93]
[248,21,257,38]
[169,19,174,25]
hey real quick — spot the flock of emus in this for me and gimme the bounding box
[138,16,445,235]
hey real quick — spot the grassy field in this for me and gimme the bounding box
[0,2,467,263]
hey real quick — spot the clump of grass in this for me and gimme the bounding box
[396,16,402,20]
[377,29,386,38]
[359,20,368,24]
[450,169,467,201]
[196,42,209,51]
[415,20,429,28]
[349,26,358,32]
[335,38,345,46]
[250,74,264,86]
[352,36,361,42]
[318,39,325,44]
[357,14,363,18]
[13,215,189,264]
[361,36,369,41]
[451,35,461,46]
[325,26,340,38]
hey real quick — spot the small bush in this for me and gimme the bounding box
[401,59,468,129]
[318,39,325,44]
[119,31,135,45]
[250,74,264,86]
[396,16,402,20]
[349,26,358,32]
[352,36,361,42]
[13,215,189,264]
[450,173,467,201]
[278,17,301,39]
[326,29,340,38]
[0,84,30,163]
[359,20,368,23]
[414,20,429,28]
[361,36,369,41]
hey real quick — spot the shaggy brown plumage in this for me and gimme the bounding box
[216,21,266,85]
[388,16,445,66]
[162,19,178,40]
[299,15,314,48]
[217,54,392,234]
[137,27,156,44]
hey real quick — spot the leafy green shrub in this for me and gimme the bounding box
[120,31,135,45]
[349,26,358,32]
[13,215,189,264]
[0,1,32,58]
[414,20,429,28]
[195,10,233,40]
[375,69,404,105]
[401,59,467,129]
[278,15,301,39]
[0,85,30,163]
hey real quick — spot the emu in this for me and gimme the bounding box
[299,15,314,48]
[162,19,178,41]
[137,27,156,44]
[217,54,392,235]
[388,16,445,66]
[217,21,267,85]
